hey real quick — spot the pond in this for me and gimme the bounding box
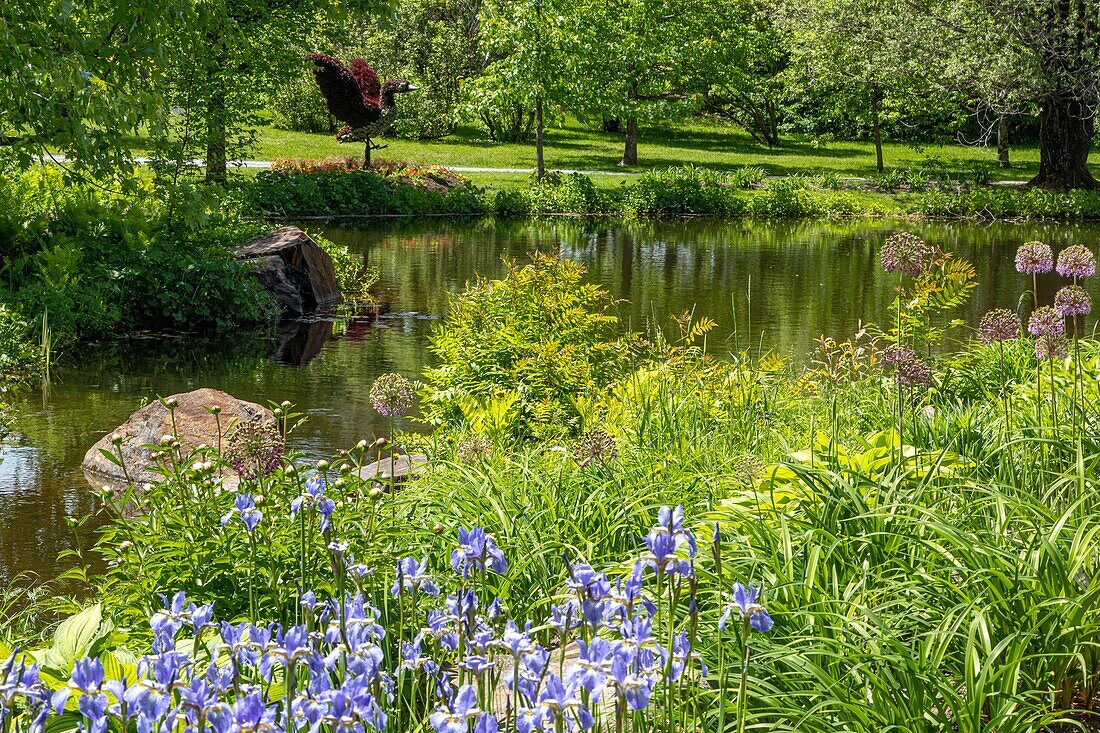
[3,217,1100,584]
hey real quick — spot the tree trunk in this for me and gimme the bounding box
[1030,93,1098,190]
[364,140,371,168]
[535,97,545,180]
[996,115,1010,169]
[870,85,884,173]
[619,116,638,167]
[205,39,228,186]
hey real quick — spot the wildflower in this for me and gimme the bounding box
[497,620,536,659]
[1054,285,1091,317]
[641,505,697,577]
[880,232,933,276]
[1056,244,1096,279]
[572,429,618,466]
[291,477,336,533]
[222,419,283,480]
[537,674,593,731]
[1035,334,1069,361]
[1015,241,1054,274]
[450,527,508,576]
[882,346,932,388]
[391,556,440,598]
[979,308,1020,344]
[570,637,613,695]
[1028,306,1065,337]
[430,684,480,733]
[455,433,492,464]
[369,373,416,418]
[720,582,774,632]
[220,494,262,533]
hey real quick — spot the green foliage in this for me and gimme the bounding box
[912,187,1100,220]
[247,166,487,218]
[620,166,759,217]
[0,305,45,392]
[313,233,379,293]
[269,70,337,134]
[423,253,646,440]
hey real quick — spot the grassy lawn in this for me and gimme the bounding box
[224,117,1097,182]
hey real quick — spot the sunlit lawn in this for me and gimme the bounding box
[120,116,1100,184]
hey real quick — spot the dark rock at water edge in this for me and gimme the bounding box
[234,227,342,316]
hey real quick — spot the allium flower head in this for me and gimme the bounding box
[369,373,416,418]
[1015,241,1054,274]
[979,308,1020,344]
[1054,285,1091,317]
[223,419,283,480]
[1027,306,1064,337]
[1035,334,1069,360]
[882,346,932,388]
[1056,245,1096,279]
[880,232,934,276]
[455,433,492,464]
[572,429,618,466]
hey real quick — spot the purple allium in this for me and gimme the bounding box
[222,419,283,480]
[1027,306,1065,337]
[1015,241,1054,274]
[1035,334,1069,360]
[369,373,416,418]
[979,308,1020,344]
[1054,285,1091,316]
[880,232,934,276]
[455,433,492,464]
[882,346,932,388]
[1056,245,1096,279]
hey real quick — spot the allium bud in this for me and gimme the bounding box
[317,459,330,470]
[110,432,123,445]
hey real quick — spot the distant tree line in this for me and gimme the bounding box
[1,0,1097,189]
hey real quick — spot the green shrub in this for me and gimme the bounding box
[620,166,749,217]
[0,304,44,392]
[750,177,822,217]
[522,172,608,215]
[247,164,488,218]
[423,253,648,440]
[268,71,337,134]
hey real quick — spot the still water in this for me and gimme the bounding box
[3,218,1100,583]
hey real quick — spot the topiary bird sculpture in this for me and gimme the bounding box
[307,53,418,167]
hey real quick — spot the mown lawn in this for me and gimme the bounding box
[233,117,1095,181]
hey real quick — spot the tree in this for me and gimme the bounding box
[469,0,570,175]
[0,0,181,179]
[688,0,788,147]
[956,0,1099,189]
[781,0,936,172]
[565,0,701,166]
[155,0,389,186]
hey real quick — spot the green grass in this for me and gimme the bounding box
[131,116,1100,183]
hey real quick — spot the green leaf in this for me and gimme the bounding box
[41,604,106,675]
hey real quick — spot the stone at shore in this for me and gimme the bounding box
[83,388,275,486]
[233,227,342,316]
[358,453,428,484]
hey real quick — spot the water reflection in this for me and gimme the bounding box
[2,218,1099,583]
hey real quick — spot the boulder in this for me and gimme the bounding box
[358,454,428,484]
[234,227,342,316]
[83,388,275,486]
